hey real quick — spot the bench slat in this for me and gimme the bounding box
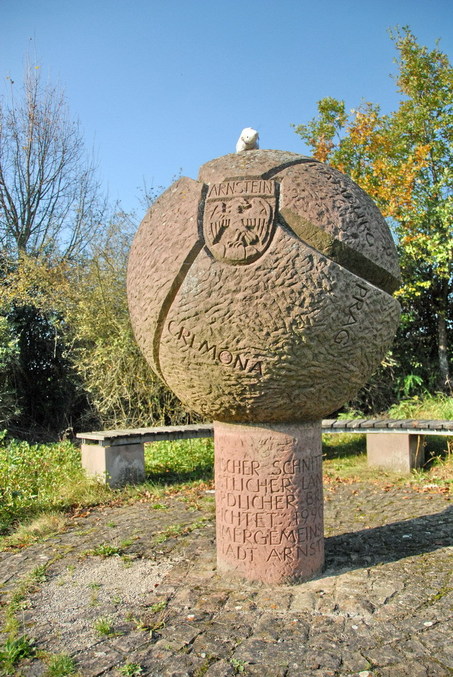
[78,424,214,446]
[77,419,453,446]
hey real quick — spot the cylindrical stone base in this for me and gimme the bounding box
[214,421,324,584]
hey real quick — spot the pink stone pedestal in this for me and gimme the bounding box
[214,421,324,584]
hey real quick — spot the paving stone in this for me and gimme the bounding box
[140,650,206,676]
[191,631,235,657]
[17,659,47,676]
[192,590,229,612]
[153,622,201,651]
[71,644,124,676]
[420,633,453,668]
[253,589,294,611]
[204,658,236,676]
[238,665,287,677]
[231,637,296,670]
[304,647,342,671]
[334,592,376,619]
[0,483,451,676]
[223,590,260,612]
[398,636,439,661]
[308,614,347,639]
[289,588,318,610]
[339,650,372,673]
[378,661,429,676]
[364,643,404,666]
[287,668,338,677]
[251,613,310,642]
[106,629,150,653]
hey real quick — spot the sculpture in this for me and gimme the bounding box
[127,145,400,583]
[235,127,260,152]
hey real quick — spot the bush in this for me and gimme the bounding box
[0,316,21,428]
[387,393,453,420]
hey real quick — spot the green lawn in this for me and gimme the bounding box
[1,397,451,548]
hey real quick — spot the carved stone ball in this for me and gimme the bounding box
[127,150,401,423]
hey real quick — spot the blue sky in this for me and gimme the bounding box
[1,0,452,217]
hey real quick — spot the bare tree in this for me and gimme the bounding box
[0,66,105,260]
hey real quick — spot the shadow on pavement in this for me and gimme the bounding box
[324,504,452,574]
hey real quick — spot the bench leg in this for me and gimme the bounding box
[366,433,425,473]
[81,442,145,488]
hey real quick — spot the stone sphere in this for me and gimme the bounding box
[127,150,400,422]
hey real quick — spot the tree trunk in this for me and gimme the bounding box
[437,280,451,393]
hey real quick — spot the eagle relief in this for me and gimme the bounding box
[203,179,278,264]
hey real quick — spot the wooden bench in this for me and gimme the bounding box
[77,419,453,486]
[322,418,453,473]
[78,424,214,487]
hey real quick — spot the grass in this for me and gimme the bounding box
[0,432,112,537]
[0,394,451,548]
[230,658,248,674]
[144,437,214,483]
[0,635,35,675]
[93,616,116,636]
[0,403,451,673]
[2,512,69,549]
[44,653,78,676]
[323,426,453,486]
[0,434,214,548]
[89,543,124,557]
[322,432,366,459]
[151,518,209,545]
[147,601,167,613]
[3,564,50,637]
[118,663,143,676]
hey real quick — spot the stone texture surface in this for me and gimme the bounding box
[1,481,451,676]
[127,176,205,378]
[158,229,399,422]
[367,433,426,473]
[200,152,400,291]
[214,422,323,583]
[81,443,146,488]
[127,150,401,423]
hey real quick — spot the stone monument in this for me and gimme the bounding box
[127,146,400,584]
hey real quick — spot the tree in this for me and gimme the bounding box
[0,208,194,438]
[293,27,452,397]
[64,210,195,430]
[0,64,105,437]
[0,65,104,260]
[0,314,21,427]
[0,64,198,438]
[0,253,88,438]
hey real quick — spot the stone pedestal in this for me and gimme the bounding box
[214,421,324,584]
[81,442,145,488]
[367,433,425,473]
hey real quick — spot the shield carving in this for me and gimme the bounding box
[203,179,277,264]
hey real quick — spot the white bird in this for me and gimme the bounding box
[236,128,260,153]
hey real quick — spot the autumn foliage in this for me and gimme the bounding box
[294,27,452,399]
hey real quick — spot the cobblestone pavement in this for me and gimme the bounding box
[0,480,451,677]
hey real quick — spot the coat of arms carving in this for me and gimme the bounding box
[203,179,277,264]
